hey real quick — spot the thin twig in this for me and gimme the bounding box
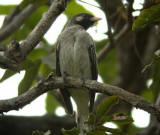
[127,0,134,27]
[97,24,129,63]
[77,0,100,8]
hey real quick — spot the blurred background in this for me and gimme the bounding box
[0,0,160,135]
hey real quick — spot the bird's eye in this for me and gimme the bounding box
[75,16,83,22]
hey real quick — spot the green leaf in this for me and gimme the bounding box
[65,0,92,18]
[40,64,52,77]
[44,130,51,135]
[20,0,47,9]
[96,39,108,52]
[0,60,34,83]
[96,126,125,135]
[32,130,51,135]
[87,131,107,135]
[87,113,96,125]
[96,96,119,121]
[32,130,44,135]
[97,115,112,125]
[141,89,154,102]
[45,92,60,114]
[18,60,41,95]
[28,48,48,61]
[0,69,16,82]
[12,25,31,40]
[98,50,118,83]
[62,128,79,135]
[0,5,16,15]
[150,50,160,96]
[41,52,56,70]
[132,4,160,31]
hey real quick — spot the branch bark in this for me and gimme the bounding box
[0,115,75,135]
[97,24,129,63]
[0,4,36,42]
[0,73,160,120]
[0,0,67,70]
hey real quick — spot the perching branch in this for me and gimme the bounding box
[0,4,36,42]
[0,73,160,121]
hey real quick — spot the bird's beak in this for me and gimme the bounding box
[90,17,101,22]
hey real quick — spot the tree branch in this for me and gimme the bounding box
[0,4,36,42]
[0,115,75,135]
[0,73,160,120]
[0,55,18,71]
[97,24,129,63]
[0,0,67,70]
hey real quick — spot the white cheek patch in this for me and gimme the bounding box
[76,16,83,22]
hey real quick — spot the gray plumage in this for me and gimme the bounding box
[56,13,99,134]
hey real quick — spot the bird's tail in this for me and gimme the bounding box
[76,99,91,135]
[77,109,90,135]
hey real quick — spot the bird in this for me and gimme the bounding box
[56,13,100,134]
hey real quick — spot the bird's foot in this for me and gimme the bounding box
[62,71,69,83]
[81,77,86,86]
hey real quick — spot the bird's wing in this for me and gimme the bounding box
[88,40,98,113]
[56,42,73,114]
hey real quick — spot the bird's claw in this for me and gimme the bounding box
[81,77,86,86]
[62,71,69,82]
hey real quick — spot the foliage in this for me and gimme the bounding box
[62,96,133,135]
[32,130,51,135]
[150,50,160,96]
[1,0,160,134]
[133,4,160,30]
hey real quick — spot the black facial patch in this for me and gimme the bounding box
[72,13,95,30]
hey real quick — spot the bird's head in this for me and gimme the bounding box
[70,13,101,30]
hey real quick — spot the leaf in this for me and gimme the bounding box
[32,130,44,135]
[0,60,34,83]
[62,128,79,135]
[96,126,125,135]
[65,0,92,18]
[132,4,160,31]
[0,5,16,15]
[96,39,108,52]
[98,50,118,83]
[41,53,56,70]
[12,25,31,40]
[28,48,48,61]
[18,60,41,95]
[96,96,119,121]
[150,50,160,96]
[32,130,51,135]
[44,130,51,135]
[40,64,52,77]
[87,113,96,125]
[97,115,112,125]
[45,92,60,114]
[0,70,16,82]
[20,0,47,9]
[87,130,107,135]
